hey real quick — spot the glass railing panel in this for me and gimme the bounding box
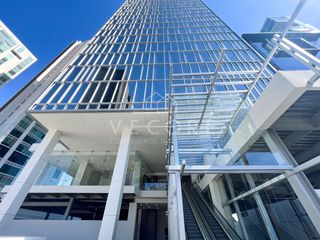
[36,151,123,186]
[140,174,167,190]
[36,151,167,189]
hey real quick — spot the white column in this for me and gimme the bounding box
[175,172,186,240]
[98,127,132,240]
[263,130,320,233]
[0,129,60,231]
[167,174,177,240]
[168,172,185,240]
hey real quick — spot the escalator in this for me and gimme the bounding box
[183,192,204,239]
[182,180,242,240]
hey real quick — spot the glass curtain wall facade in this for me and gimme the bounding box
[0,116,46,188]
[31,0,270,113]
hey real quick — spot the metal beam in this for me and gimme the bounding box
[172,69,259,77]
[172,114,180,165]
[178,148,231,153]
[226,154,320,205]
[172,80,254,88]
[198,49,225,129]
[171,90,247,97]
[167,165,293,174]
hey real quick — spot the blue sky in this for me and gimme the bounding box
[0,0,319,107]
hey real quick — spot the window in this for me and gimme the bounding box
[0,74,10,84]
[95,67,109,81]
[50,83,70,103]
[130,66,142,80]
[185,51,196,62]
[169,52,180,63]
[61,83,80,103]
[71,83,89,103]
[154,65,165,80]
[0,164,20,176]
[8,151,29,165]
[65,67,82,81]
[0,144,9,158]
[82,83,98,103]
[92,83,107,102]
[23,135,37,145]
[155,52,164,63]
[199,52,211,62]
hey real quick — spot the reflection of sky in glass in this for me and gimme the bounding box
[244,152,278,165]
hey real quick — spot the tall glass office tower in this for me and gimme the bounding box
[0,0,320,239]
[31,0,270,112]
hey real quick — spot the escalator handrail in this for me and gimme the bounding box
[183,185,217,240]
[193,184,243,240]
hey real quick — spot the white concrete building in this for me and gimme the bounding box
[0,20,36,88]
[0,41,85,188]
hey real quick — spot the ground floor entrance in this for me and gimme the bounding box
[135,203,168,240]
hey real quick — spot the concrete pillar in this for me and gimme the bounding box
[263,129,320,234]
[174,172,186,240]
[98,127,132,240]
[0,129,60,231]
[167,174,175,240]
[167,172,186,240]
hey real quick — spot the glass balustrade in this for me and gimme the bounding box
[36,151,167,190]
